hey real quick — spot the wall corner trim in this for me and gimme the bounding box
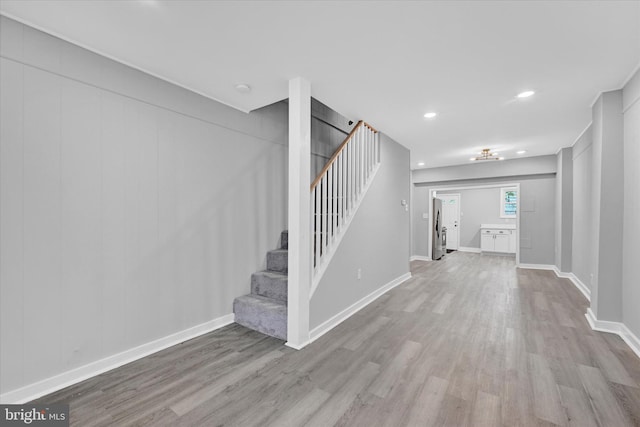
[410,255,432,261]
[308,272,412,345]
[552,268,591,302]
[0,313,235,404]
[586,309,640,360]
[517,264,591,302]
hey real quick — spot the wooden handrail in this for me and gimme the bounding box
[363,122,378,133]
[310,120,377,190]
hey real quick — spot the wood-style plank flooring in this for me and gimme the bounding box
[35,252,640,426]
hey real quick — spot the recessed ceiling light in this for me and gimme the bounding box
[517,150,527,154]
[470,158,476,161]
[517,90,535,98]
[423,112,437,119]
[235,83,251,93]
[417,162,425,166]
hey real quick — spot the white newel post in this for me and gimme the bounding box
[286,77,311,349]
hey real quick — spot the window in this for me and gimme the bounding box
[500,187,517,218]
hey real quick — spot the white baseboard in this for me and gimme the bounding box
[284,340,309,350]
[458,246,481,253]
[517,263,556,270]
[586,309,640,360]
[410,256,431,261]
[553,269,591,302]
[308,272,412,344]
[0,313,235,404]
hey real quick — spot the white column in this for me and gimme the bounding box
[287,77,311,349]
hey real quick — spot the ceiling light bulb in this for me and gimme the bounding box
[235,83,251,93]
[517,150,527,154]
[417,162,425,166]
[517,90,535,98]
[423,112,437,119]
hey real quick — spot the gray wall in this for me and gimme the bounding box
[412,156,557,264]
[555,147,573,272]
[622,69,640,339]
[590,90,624,322]
[412,185,430,257]
[412,155,557,183]
[310,98,355,181]
[437,187,515,249]
[0,16,288,394]
[571,127,594,289]
[310,133,410,329]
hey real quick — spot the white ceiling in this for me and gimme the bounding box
[1,0,639,168]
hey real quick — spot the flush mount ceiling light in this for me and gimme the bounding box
[517,150,527,154]
[423,112,437,119]
[471,148,504,161]
[517,90,535,98]
[235,83,251,93]
[417,162,425,166]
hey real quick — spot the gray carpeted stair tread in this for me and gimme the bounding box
[251,270,288,302]
[233,294,287,340]
[266,249,288,273]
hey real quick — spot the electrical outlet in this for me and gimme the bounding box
[357,268,362,280]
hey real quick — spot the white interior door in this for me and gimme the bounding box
[438,194,460,250]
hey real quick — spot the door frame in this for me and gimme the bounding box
[427,182,520,264]
[436,193,461,251]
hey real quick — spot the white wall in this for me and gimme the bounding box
[622,68,640,339]
[0,16,288,396]
[310,133,411,329]
[571,127,594,289]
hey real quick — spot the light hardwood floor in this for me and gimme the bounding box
[35,252,640,426]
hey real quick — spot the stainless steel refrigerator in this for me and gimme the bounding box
[432,198,446,260]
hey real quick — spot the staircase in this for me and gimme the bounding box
[233,231,288,340]
[233,121,379,341]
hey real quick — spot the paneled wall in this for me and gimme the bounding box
[0,16,287,395]
[571,127,594,290]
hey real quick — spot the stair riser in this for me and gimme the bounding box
[233,299,287,340]
[251,273,287,302]
[267,251,288,273]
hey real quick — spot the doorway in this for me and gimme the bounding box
[427,183,521,264]
[437,193,460,251]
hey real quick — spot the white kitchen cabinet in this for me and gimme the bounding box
[480,225,516,254]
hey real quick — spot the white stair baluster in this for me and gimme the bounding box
[322,174,327,256]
